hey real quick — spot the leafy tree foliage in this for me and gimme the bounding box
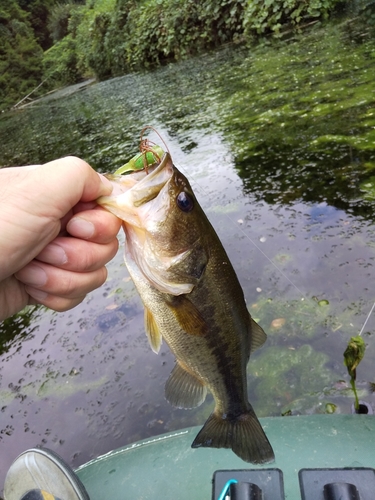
[43,34,81,85]
[17,0,56,50]
[0,0,350,110]
[243,0,345,36]
[48,0,345,84]
[118,0,246,70]
[47,1,85,42]
[0,1,43,109]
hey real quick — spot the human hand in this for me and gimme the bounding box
[0,156,122,321]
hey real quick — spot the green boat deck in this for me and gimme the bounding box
[76,415,375,499]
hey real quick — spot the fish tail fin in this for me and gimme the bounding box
[191,409,275,464]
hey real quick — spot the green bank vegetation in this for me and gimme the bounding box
[1,0,360,111]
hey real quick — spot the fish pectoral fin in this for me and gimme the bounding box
[165,362,207,409]
[168,296,208,336]
[250,316,267,353]
[144,306,162,353]
[191,409,275,464]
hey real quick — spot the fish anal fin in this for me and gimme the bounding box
[144,306,162,353]
[250,316,267,353]
[168,296,208,336]
[191,409,275,464]
[165,362,207,409]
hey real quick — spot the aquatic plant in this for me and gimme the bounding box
[0,307,40,356]
[248,344,335,416]
[280,380,368,415]
[343,335,366,411]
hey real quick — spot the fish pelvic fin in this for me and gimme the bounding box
[250,317,267,353]
[191,409,275,464]
[165,362,207,409]
[144,307,162,353]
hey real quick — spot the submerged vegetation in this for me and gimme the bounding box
[0,0,359,110]
[343,335,366,411]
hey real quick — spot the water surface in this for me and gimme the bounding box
[1,20,375,488]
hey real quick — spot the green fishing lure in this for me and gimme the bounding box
[114,145,164,175]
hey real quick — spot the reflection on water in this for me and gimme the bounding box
[1,19,375,488]
[0,307,39,356]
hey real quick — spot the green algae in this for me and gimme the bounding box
[280,381,368,416]
[249,296,360,339]
[248,344,335,416]
[0,372,108,404]
[215,23,375,217]
[36,372,108,398]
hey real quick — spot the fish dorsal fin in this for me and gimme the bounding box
[165,362,207,409]
[250,316,267,353]
[167,296,208,336]
[144,306,162,353]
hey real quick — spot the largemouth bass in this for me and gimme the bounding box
[97,151,274,464]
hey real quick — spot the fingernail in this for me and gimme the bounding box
[98,173,114,195]
[25,286,48,301]
[38,243,68,265]
[17,264,47,287]
[67,217,95,239]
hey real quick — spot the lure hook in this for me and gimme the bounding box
[139,126,171,174]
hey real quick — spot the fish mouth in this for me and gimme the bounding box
[97,152,174,223]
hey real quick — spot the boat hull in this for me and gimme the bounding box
[76,415,375,500]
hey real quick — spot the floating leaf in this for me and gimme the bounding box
[325,403,337,414]
[343,335,366,375]
[318,300,329,307]
[343,335,366,411]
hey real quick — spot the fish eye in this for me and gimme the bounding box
[176,191,194,212]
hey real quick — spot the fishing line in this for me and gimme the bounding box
[228,217,307,299]
[175,161,307,300]
[359,300,375,336]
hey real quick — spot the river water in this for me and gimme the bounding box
[1,18,375,488]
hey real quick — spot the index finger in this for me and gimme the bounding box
[33,157,113,219]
